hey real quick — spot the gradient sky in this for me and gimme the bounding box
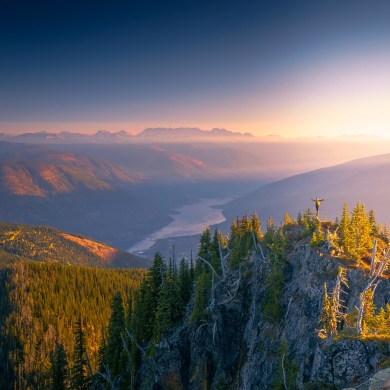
[1,0,390,137]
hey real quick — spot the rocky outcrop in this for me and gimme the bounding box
[369,367,390,389]
[137,244,390,389]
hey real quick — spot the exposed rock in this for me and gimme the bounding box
[369,367,390,389]
[137,244,390,389]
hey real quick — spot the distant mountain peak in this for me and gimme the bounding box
[136,127,254,139]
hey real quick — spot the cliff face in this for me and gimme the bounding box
[137,244,390,389]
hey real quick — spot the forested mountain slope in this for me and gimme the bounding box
[0,156,172,248]
[0,260,146,389]
[0,221,149,268]
[222,152,390,229]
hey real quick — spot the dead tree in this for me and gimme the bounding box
[121,333,134,390]
[217,229,230,278]
[197,256,219,278]
[332,267,349,331]
[96,364,117,390]
[356,239,390,335]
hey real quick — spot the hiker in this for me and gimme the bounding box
[311,197,324,217]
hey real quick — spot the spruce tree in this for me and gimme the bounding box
[140,252,166,341]
[195,227,212,277]
[368,207,378,235]
[251,213,263,240]
[297,211,302,225]
[49,342,69,390]
[178,258,192,305]
[272,337,299,390]
[189,271,211,325]
[310,219,324,247]
[350,201,372,260]
[284,212,292,225]
[105,290,125,377]
[72,317,90,390]
[319,283,337,336]
[155,267,184,339]
[339,202,352,253]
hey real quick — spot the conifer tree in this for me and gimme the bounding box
[297,211,302,225]
[339,202,352,253]
[319,283,337,337]
[272,337,299,390]
[350,201,373,259]
[310,219,324,247]
[384,222,390,240]
[72,317,90,390]
[49,342,69,390]
[189,271,211,325]
[251,213,263,240]
[263,229,287,322]
[140,253,166,341]
[178,258,192,305]
[368,207,378,235]
[155,266,184,339]
[195,227,212,276]
[105,291,125,377]
[284,212,292,225]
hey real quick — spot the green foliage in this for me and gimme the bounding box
[0,260,144,389]
[263,228,287,322]
[349,201,373,259]
[155,266,184,339]
[189,271,211,325]
[49,342,69,390]
[0,221,144,268]
[319,283,337,338]
[310,219,325,247]
[105,291,126,377]
[72,317,91,390]
[272,337,299,389]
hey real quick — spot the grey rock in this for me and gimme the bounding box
[137,244,390,389]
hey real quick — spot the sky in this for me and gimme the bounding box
[1,0,390,137]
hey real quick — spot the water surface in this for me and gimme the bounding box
[128,197,232,253]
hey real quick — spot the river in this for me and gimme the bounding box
[127,197,232,253]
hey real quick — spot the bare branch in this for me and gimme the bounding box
[197,256,219,278]
[125,328,147,356]
[217,229,226,278]
[282,354,288,390]
[285,297,293,319]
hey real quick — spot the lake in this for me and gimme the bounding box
[128,197,232,253]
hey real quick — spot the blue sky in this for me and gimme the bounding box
[1,0,390,136]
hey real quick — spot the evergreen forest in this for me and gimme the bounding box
[1,200,390,388]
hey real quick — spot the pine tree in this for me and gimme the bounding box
[350,201,373,260]
[362,288,376,333]
[140,253,166,341]
[384,222,390,240]
[272,337,299,390]
[178,258,192,305]
[339,202,352,254]
[195,227,212,277]
[297,211,302,225]
[105,291,125,376]
[72,317,90,390]
[368,207,378,235]
[155,267,184,339]
[251,213,263,240]
[310,219,324,247]
[49,342,69,390]
[189,271,211,325]
[284,212,292,225]
[319,283,337,337]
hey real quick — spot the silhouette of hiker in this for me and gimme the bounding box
[311,197,324,217]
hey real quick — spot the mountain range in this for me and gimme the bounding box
[222,152,390,228]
